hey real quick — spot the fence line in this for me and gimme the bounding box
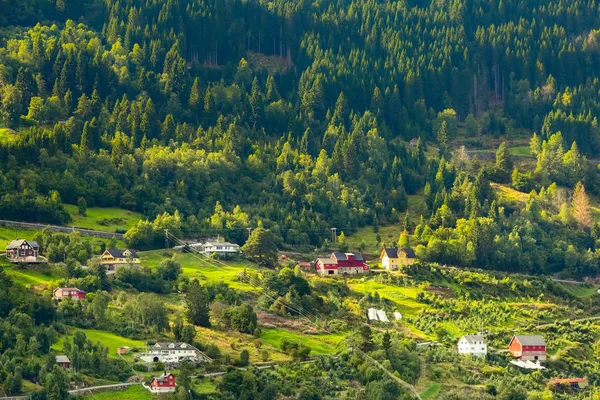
[68,382,139,395]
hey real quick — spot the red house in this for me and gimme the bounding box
[149,372,176,393]
[53,287,86,301]
[509,335,546,362]
[315,253,369,275]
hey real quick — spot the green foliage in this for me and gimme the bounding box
[221,304,257,334]
[241,228,278,268]
[185,279,211,327]
[77,197,87,216]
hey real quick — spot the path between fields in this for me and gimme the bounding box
[536,314,600,328]
[68,382,138,395]
[61,360,315,396]
[0,219,124,239]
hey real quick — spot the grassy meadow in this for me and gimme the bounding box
[81,385,153,400]
[344,193,426,257]
[142,250,268,292]
[63,205,143,233]
[2,263,65,287]
[53,328,147,358]
[0,225,38,249]
[259,327,345,356]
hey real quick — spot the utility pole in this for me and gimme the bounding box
[246,227,252,237]
[330,227,337,243]
[165,229,169,250]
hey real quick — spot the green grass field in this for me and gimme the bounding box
[143,250,267,292]
[509,146,532,157]
[555,282,599,298]
[53,328,146,358]
[63,205,143,233]
[194,378,218,395]
[81,385,153,400]
[1,263,65,287]
[347,279,425,317]
[420,383,442,399]
[259,327,345,355]
[345,194,425,256]
[0,225,38,249]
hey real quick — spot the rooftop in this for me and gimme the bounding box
[54,287,84,293]
[7,239,39,249]
[104,248,139,259]
[514,334,546,346]
[56,355,70,363]
[461,334,486,344]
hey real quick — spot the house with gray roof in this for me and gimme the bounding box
[5,239,42,263]
[458,334,487,357]
[138,342,211,365]
[509,335,546,362]
[380,247,416,270]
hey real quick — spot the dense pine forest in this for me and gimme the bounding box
[2,0,600,276]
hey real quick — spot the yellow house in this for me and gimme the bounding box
[380,248,416,271]
[100,249,140,272]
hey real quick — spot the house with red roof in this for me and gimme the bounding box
[148,372,176,393]
[315,252,369,275]
[548,378,588,390]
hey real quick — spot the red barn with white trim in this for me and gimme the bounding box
[315,253,369,275]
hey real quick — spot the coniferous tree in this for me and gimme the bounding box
[572,181,592,229]
[185,280,211,327]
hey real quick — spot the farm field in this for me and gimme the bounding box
[142,250,268,292]
[259,327,345,356]
[81,385,153,400]
[0,261,65,287]
[193,325,289,362]
[555,281,599,298]
[63,205,143,233]
[347,278,424,317]
[53,328,146,358]
[194,378,218,395]
[0,225,38,249]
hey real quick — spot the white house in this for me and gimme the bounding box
[458,335,487,357]
[138,342,211,364]
[200,241,240,256]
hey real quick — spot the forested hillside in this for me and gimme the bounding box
[2,0,600,274]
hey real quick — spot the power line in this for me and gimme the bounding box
[165,232,315,323]
[166,231,422,398]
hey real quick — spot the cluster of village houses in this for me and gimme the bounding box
[456,334,588,390]
[53,341,211,394]
[4,238,240,266]
[309,247,416,274]
[6,240,588,392]
[7,238,417,276]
